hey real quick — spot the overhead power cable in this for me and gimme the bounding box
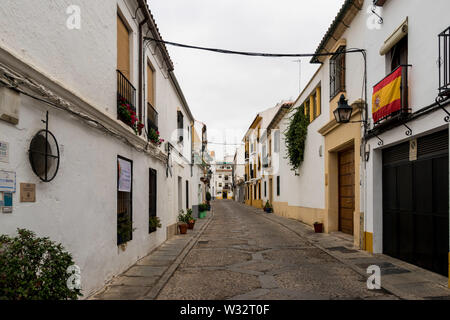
[144,37,364,58]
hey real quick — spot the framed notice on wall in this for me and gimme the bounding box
[118,158,132,193]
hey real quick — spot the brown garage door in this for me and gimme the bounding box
[339,148,355,235]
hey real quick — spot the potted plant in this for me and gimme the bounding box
[198,203,208,219]
[149,216,162,233]
[178,210,188,234]
[186,209,196,230]
[313,222,324,233]
[147,127,165,146]
[117,96,145,135]
[263,201,273,213]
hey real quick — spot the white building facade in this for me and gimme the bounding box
[0,0,204,297]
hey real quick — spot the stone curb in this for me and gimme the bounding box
[141,209,215,300]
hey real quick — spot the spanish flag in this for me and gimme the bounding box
[372,66,403,123]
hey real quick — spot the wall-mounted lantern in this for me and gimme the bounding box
[333,94,353,124]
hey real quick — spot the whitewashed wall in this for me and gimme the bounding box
[0,0,197,297]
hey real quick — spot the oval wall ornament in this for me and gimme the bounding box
[28,112,60,182]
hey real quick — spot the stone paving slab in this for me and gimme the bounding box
[90,213,213,300]
[252,205,450,300]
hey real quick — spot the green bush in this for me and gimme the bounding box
[199,203,208,212]
[0,229,82,300]
[206,192,211,202]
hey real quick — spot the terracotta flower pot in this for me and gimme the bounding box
[314,223,323,233]
[178,223,188,234]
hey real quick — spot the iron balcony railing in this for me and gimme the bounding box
[438,26,450,97]
[117,70,136,110]
[117,70,136,125]
[147,102,158,132]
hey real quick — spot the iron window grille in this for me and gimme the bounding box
[330,46,346,100]
[438,26,450,97]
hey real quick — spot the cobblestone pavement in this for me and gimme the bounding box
[157,200,397,300]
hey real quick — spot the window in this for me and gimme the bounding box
[277,176,280,196]
[305,86,321,122]
[219,183,222,187]
[264,181,267,197]
[147,62,158,132]
[219,175,222,179]
[117,15,130,80]
[274,130,280,153]
[254,185,257,199]
[147,63,154,106]
[225,176,229,181]
[258,181,261,200]
[330,46,346,99]
[117,156,133,245]
[186,180,189,209]
[177,111,184,143]
[389,35,408,72]
[149,168,157,233]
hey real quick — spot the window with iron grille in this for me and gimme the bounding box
[177,111,184,143]
[186,180,189,209]
[330,46,346,99]
[277,176,280,196]
[117,156,133,245]
[439,26,450,96]
[264,181,267,197]
[149,168,157,233]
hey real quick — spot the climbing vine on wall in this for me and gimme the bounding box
[284,105,309,171]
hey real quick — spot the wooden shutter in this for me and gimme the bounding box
[147,63,154,106]
[117,15,130,80]
[316,86,321,117]
[149,168,157,218]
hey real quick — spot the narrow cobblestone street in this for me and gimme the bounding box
[156,200,396,300]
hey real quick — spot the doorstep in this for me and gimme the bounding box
[89,211,213,300]
[256,208,450,300]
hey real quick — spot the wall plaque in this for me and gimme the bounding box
[20,183,36,202]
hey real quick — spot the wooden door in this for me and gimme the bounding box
[338,148,355,235]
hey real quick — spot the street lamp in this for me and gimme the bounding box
[333,94,353,123]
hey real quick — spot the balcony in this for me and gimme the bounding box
[117,70,138,131]
[372,65,410,125]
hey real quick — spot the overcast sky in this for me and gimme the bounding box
[148,0,345,161]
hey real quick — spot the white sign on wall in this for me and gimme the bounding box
[0,141,9,163]
[0,170,16,192]
[118,158,131,193]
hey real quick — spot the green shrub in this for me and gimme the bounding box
[284,105,309,171]
[199,203,208,212]
[206,192,211,202]
[0,229,82,300]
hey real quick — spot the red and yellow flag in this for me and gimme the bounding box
[372,66,403,123]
